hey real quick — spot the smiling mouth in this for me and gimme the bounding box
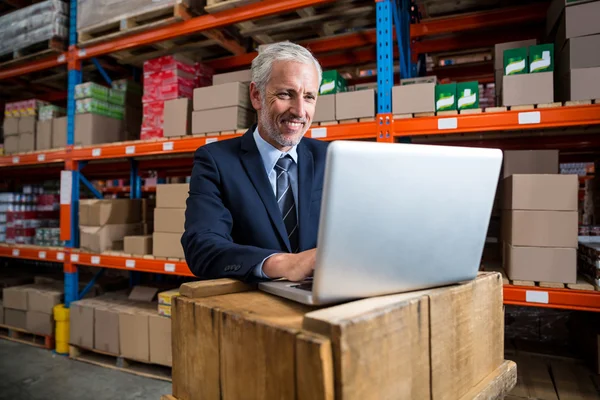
[281,120,305,129]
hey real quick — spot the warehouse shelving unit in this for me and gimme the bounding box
[1,0,600,311]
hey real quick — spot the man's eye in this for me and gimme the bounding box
[305,95,316,101]
[278,92,290,98]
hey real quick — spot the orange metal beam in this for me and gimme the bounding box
[0,54,66,81]
[410,3,548,37]
[79,0,337,60]
[72,251,195,277]
[504,284,600,312]
[394,104,600,137]
[0,244,67,264]
[0,148,67,168]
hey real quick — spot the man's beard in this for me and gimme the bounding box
[259,105,307,148]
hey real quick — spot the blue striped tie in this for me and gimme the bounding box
[275,156,299,253]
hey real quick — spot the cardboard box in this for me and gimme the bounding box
[502,72,554,106]
[154,208,185,233]
[503,174,578,211]
[504,243,576,283]
[119,304,155,362]
[28,286,63,314]
[75,113,123,146]
[191,106,255,134]
[152,232,185,258]
[313,94,335,122]
[4,135,19,154]
[503,150,559,178]
[94,302,123,355]
[563,1,600,40]
[156,184,189,208]
[494,39,537,70]
[392,83,435,114]
[80,223,144,253]
[52,116,67,148]
[124,235,153,255]
[457,81,479,110]
[149,314,172,366]
[435,83,457,111]
[565,67,600,101]
[504,47,528,75]
[212,69,252,85]
[193,82,250,111]
[18,132,35,152]
[4,309,26,330]
[18,116,36,134]
[335,89,376,120]
[558,35,600,71]
[79,199,143,226]
[26,311,54,336]
[35,120,53,150]
[158,289,180,306]
[3,117,19,135]
[70,299,96,348]
[529,44,554,73]
[163,98,192,137]
[320,70,347,95]
[502,210,578,247]
[158,304,171,317]
[3,285,31,310]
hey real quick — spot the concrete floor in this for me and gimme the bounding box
[0,339,172,400]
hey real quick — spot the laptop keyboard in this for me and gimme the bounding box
[292,282,313,292]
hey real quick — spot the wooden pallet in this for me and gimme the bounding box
[0,37,65,70]
[483,265,599,291]
[0,324,54,350]
[69,345,172,382]
[204,0,261,14]
[78,1,195,47]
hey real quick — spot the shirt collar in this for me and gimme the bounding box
[253,126,298,174]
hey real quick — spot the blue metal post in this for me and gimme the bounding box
[80,173,103,199]
[376,0,394,114]
[65,0,81,307]
[92,57,112,86]
[129,159,141,199]
[79,269,104,299]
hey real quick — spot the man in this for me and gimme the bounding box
[182,42,328,282]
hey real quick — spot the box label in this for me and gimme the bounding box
[125,146,135,155]
[438,118,458,130]
[126,259,136,268]
[57,252,65,261]
[164,263,176,272]
[91,256,100,265]
[37,154,46,162]
[311,128,327,138]
[518,111,541,124]
[525,290,549,304]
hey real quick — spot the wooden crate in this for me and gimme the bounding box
[0,37,65,70]
[172,272,506,400]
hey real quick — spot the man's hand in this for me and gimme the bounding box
[262,248,316,281]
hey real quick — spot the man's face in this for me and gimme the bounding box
[250,60,319,150]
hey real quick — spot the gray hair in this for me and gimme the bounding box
[251,42,322,95]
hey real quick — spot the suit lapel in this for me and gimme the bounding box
[240,129,292,252]
[297,141,314,252]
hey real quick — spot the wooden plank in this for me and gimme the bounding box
[510,279,536,287]
[437,110,459,116]
[220,309,299,399]
[485,106,508,113]
[565,100,592,107]
[359,117,376,122]
[179,278,255,299]
[459,108,483,114]
[510,105,535,111]
[172,296,219,400]
[393,113,414,119]
[205,0,260,14]
[319,121,339,126]
[296,333,334,400]
[303,293,430,400]
[161,396,178,400]
[339,119,359,124]
[537,102,562,108]
[414,112,436,117]
[483,266,508,285]
[457,360,517,400]
[513,356,558,400]
[552,361,598,400]
[567,277,595,291]
[539,281,566,289]
[429,272,504,400]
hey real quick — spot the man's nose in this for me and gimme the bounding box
[290,96,305,118]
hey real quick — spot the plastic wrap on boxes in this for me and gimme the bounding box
[76,99,124,120]
[39,105,66,121]
[77,0,199,31]
[0,2,68,57]
[5,100,49,117]
[75,82,109,101]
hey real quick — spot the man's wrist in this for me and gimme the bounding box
[262,253,292,279]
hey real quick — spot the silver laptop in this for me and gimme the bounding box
[259,141,502,305]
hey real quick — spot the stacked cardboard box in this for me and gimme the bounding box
[335,89,376,120]
[142,55,213,140]
[2,281,63,335]
[392,76,436,115]
[153,184,187,258]
[549,0,600,101]
[502,174,578,283]
[36,105,66,151]
[123,235,152,256]
[70,286,173,366]
[3,100,48,153]
[192,82,255,134]
[212,69,252,85]
[79,199,144,253]
[494,40,538,106]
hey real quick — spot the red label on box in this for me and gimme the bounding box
[143,55,196,75]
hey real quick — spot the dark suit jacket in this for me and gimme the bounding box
[182,126,329,281]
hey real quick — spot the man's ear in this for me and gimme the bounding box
[249,82,262,111]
